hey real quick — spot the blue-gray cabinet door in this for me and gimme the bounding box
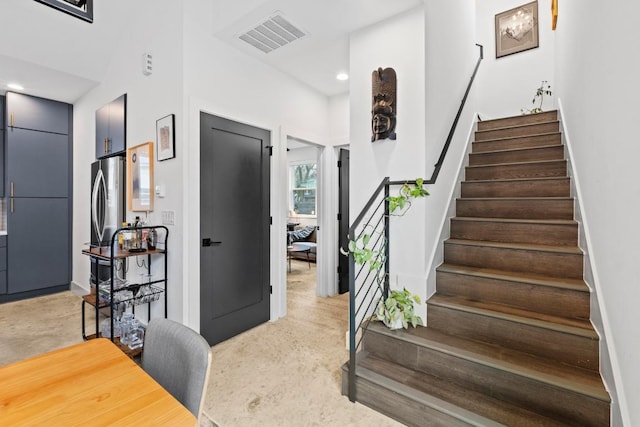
[1,95,4,198]
[95,94,126,159]
[7,198,70,294]
[5,92,71,135]
[7,128,69,198]
[0,130,4,198]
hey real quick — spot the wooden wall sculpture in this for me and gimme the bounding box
[371,67,397,142]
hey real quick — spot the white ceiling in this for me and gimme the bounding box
[212,0,423,96]
[0,0,422,102]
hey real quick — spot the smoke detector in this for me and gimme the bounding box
[238,12,307,54]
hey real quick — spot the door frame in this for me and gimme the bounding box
[184,97,342,331]
[185,99,280,332]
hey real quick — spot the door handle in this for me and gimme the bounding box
[202,238,222,247]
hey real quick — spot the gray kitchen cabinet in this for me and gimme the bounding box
[96,94,126,159]
[0,236,6,294]
[7,128,69,198]
[2,93,72,301]
[5,92,71,135]
[1,95,4,198]
[7,198,70,295]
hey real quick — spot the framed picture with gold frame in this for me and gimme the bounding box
[495,1,539,58]
[127,142,155,212]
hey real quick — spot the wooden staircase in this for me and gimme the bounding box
[342,111,611,426]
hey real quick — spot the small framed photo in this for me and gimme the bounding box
[34,0,94,23]
[156,114,175,161]
[495,1,539,58]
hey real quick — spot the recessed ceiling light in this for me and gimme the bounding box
[336,73,349,81]
[8,83,25,91]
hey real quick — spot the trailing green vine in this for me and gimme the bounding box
[341,178,429,272]
[386,178,429,215]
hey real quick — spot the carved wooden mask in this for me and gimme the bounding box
[371,67,397,142]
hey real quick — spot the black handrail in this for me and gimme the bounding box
[346,44,483,403]
[426,43,483,185]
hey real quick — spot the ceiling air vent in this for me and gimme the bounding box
[238,13,307,54]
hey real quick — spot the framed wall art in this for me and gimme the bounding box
[156,114,175,161]
[34,0,93,23]
[127,142,155,212]
[495,1,539,58]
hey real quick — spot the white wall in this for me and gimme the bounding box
[182,0,333,328]
[555,1,640,424]
[349,6,426,316]
[423,1,478,299]
[72,1,184,320]
[328,93,350,146]
[475,0,556,119]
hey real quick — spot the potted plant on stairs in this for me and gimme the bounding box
[375,288,423,330]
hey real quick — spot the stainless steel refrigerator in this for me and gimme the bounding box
[90,156,125,247]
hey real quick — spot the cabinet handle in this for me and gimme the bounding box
[10,198,14,213]
[104,138,108,154]
[10,181,14,197]
[107,137,111,153]
[10,112,14,127]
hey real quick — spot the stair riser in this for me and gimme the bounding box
[427,304,599,371]
[472,133,561,152]
[461,178,570,198]
[444,242,583,279]
[341,370,470,426]
[362,330,607,427]
[478,111,558,131]
[416,345,608,427]
[456,199,574,220]
[469,145,565,166]
[475,122,559,141]
[450,219,578,246]
[466,161,566,181]
[436,271,590,319]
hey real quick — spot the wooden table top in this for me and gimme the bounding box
[0,338,196,426]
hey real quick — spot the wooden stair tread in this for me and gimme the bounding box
[473,131,561,144]
[446,238,583,255]
[461,176,570,186]
[429,294,597,337]
[437,263,588,292]
[470,144,563,156]
[368,323,609,402]
[452,217,577,226]
[352,354,573,427]
[467,159,566,169]
[458,196,573,201]
[478,111,558,127]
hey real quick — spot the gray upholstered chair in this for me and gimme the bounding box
[142,318,212,422]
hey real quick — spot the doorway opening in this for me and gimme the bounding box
[285,137,320,297]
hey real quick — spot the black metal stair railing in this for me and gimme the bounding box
[346,44,483,402]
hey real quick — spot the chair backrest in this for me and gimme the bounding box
[142,318,212,420]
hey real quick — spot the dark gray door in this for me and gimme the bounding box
[338,148,350,294]
[200,112,270,345]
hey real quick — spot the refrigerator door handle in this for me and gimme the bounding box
[92,169,107,244]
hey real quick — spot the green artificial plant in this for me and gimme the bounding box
[375,288,423,330]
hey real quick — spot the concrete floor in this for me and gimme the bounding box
[0,260,401,426]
